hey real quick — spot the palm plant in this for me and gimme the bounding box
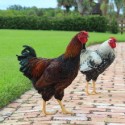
[108,0,115,17]
[76,0,95,15]
[57,0,77,12]
[123,0,125,17]
[114,0,123,18]
[100,0,109,16]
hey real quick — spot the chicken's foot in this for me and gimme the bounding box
[42,100,57,115]
[57,100,72,114]
[91,81,100,95]
[86,81,91,95]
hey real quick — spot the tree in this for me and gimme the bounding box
[114,0,123,18]
[100,0,109,16]
[7,5,24,10]
[75,0,84,14]
[108,1,115,17]
[123,0,125,17]
[90,0,102,15]
[76,0,95,15]
[57,0,77,12]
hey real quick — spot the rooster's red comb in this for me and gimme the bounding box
[81,31,88,36]
[110,37,117,42]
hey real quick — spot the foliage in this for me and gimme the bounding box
[7,5,25,10]
[114,0,124,17]
[0,15,108,32]
[100,0,109,16]
[109,18,119,34]
[86,16,108,32]
[0,16,39,29]
[1,1,125,18]
[57,0,77,12]
[0,5,119,33]
[81,0,95,15]
[0,7,64,17]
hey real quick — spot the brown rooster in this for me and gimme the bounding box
[17,31,88,115]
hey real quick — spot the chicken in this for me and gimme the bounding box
[17,31,88,115]
[80,37,116,95]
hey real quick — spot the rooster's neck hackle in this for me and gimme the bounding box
[64,36,82,58]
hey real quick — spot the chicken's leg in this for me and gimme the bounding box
[86,81,90,95]
[57,100,72,114]
[91,80,99,95]
[42,100,57,115]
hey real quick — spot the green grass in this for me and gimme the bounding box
[0,29,124,108]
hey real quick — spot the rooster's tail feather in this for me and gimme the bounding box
[17,45,37,78]
[17,45,36,60]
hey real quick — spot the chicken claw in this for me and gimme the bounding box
[42,100,57,115]
[62,109,73,114]
[91,81,101,95]
[43,110,57,115]
[85,81,91,95]
[91,91,101,95]
[57,100,73,114]
[86,90,91,95]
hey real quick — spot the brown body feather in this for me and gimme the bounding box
[28,58,52,80]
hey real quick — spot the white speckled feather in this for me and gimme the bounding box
[80,49,102,72]
[80,39,115,72]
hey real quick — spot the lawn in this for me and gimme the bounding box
[0,29,124,108]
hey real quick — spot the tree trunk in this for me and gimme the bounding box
[100,0,109,16]
[98,0,103,3]
[65,6,71,12]
[76,0,84,15]
[122,0,125,17]
[116,9,120,18]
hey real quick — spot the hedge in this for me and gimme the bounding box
[0,16,110,32]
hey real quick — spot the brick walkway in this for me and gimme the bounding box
[0,43,125,125]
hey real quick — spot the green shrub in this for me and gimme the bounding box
[109,18,119,34]
[0,15,108,32]
[86,16,108,32]
[51,17,87,31]
[0,16,39,29]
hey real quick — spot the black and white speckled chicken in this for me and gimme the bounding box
[80,37,117,95]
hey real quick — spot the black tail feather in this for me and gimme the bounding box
[17,45,36,60]
[21,45,36,57]
[17,45,37,77]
